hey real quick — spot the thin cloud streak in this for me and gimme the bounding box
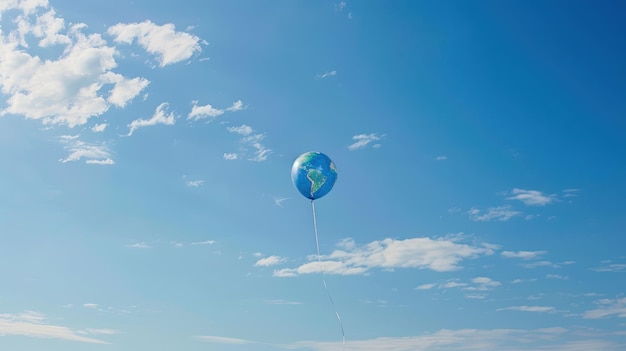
[348,133,385,150]
[0,311,110,344]
[507,188,558,206]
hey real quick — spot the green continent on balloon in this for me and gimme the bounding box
[307,169,327,196]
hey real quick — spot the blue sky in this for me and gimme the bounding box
[1,0,625,350]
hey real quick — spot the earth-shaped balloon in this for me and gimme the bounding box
[291,151,337,200]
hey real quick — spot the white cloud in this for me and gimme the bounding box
[466,277,501,291]
[59,135,114,165]
[254,255,287,267]
[415,283,437,290]
[107,76,150,107]
[223,153,238,160]
[249,142,271,162]
[521,260,558,269]
[501,250,547,260]
[127,102,175,136]
[348,133,384,150]
[317,70,336,79]
[0,5,149,127]
[186,179,204,187]
[108,20,202,67]
[562,188,580,198]
[0,311,109,344]
[91,123,107,132]
[273,236,495,277]
[264,299,302,305]
[127,242,151,249]
[195,335,252,344]
[418,277,500,293]
[584,297,626,319]
[284,327,619,351]
[468,206,521,222]
[497,305,556,313]
[507,188,558,206]
[274,197,288,207]
[435,155,447,161]
[187,100,244,121]
[227,124,253,135]
[82,303,98,309]
[226,100,245,112]
[191,240,215,245]
[226,125,271,162]
[546,274,568,280]
[593,263,626,272]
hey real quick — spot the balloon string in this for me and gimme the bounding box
[311,200,345,351]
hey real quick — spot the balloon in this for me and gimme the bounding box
[291,151,337,200]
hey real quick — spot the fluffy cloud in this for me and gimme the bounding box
[108,20,202,67]
[0,4,150,127]
[272,236,496,277]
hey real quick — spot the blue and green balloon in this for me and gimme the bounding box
[291,151,337,200]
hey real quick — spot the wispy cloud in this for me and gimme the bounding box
[520,260,559,269]
[506,188,558,206]
[191,240,215,245]
[501,250,547,260]
[226,125,271,162]
[468,206,521,222]
[272,235,496,277]
[108,20,202,67]
[348,133,385,150]
[59,135,114,165]
[264,299,302,305]
[127,102,175,136]
[593,263,626,272]
[546,274,568,280]
[195,327,624,351]
[435,155,447,161]
[416,277,501,294]
[0,311,110,344]
[203,327,618,351]
[497,305,556,313]
[254,255,287,267]
[127,242,151,249]
[195,335,252,344]
[187,100,244,121]
[274,197,288,207]
[317,70,336,79]
[584,297,626,319]
[562,188,580,197]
